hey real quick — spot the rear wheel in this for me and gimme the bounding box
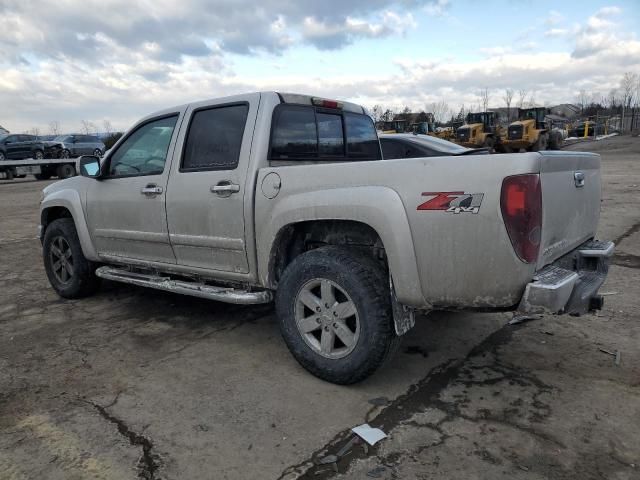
[0,151,5,161]
[57,163,76,178]
[43,218,100,298]
[276,246,398,384]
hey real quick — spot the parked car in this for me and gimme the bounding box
[40,92,613,384]
[54,134,105,158]
[0,134,61,161]
[380,133,489,159]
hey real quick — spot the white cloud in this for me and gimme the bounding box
[424,0,450,17]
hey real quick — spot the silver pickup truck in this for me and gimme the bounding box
[39,92,613,384]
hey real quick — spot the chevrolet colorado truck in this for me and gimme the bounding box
[39,92,614,384]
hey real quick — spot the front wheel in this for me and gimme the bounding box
[60,149,71,159]
[276,246,398,384]
[34,149,44,160]
[43,218,100,298]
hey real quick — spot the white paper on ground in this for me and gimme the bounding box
[351,423,387,446]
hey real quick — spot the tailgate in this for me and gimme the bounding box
[537,151,601,269]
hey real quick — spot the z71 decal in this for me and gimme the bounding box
[417,191,484,214]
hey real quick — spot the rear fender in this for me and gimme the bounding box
[258,186,426,307]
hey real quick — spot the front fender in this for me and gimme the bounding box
[257,186,427,308]
[40,189,99,261]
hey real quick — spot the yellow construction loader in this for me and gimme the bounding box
[502,107,563,152]
[454,112,501,150]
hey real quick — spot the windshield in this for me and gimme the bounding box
[407,134,469,154]
[54,135,68,141]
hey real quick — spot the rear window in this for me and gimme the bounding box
[182,104,249,171]
[270,105,380,161]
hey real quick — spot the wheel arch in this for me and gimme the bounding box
[258,186,425,307]
[40,189,99,261]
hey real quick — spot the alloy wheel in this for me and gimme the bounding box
[294,278,360,359]
[50,236,74,284]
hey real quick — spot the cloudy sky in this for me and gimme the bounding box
[1,0,639,133]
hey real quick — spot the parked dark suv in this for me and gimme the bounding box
[54,134,105,158]
[0,134,62,161]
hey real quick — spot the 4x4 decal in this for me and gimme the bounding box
[417,191,484,214]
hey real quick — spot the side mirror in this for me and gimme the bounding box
[79,155,101,178]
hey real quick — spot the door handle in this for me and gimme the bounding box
[141,184,163,195]
[211,182,240,195]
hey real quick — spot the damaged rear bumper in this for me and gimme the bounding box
[518,240,614,316]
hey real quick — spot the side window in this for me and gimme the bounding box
[108,115,178,177]
[345,113,381,160]
[87,136,100,143]
[317,113,344,157]
[271,106,317,159]
[182,104,249,171]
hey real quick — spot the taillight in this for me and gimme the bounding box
[500,174,542,263]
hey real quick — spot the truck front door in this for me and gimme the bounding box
[85,113,182,264]
[165,94,259,274]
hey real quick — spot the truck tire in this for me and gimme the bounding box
[43,218,100,298]
[2,168,14,180]
[276,246,399,384]
[57,163,76,179]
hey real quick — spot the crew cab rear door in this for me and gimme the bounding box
[165,93,259,274]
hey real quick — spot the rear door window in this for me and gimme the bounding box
[181,104,249,171]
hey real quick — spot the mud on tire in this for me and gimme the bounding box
[43,218,101,298]
[275,245,399,384]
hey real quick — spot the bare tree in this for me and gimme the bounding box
[621,72,637,132]
[381,108,395,122]
[478,88,490,112]
[607,89,618,110]
[27,127,41,137]
[80,120,96,135]
[527,91,536,108]
[577,89,588,112]
[517,89,527,109]
[370,105,383,123]
[503,88,514,121]
[48,121,61,136]
[103,119,113,137]
[427,100,450,123]
[401,106,411,115]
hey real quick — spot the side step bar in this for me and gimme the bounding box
[95,267,273,305]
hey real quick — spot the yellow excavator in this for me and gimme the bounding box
[454,112,501,150]
[502,107,563,152]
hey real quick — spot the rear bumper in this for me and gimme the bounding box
[518,240,614,315]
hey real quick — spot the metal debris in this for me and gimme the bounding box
[599,348,621,366]
[352,424,387,446]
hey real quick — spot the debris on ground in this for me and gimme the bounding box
[368,397,389,407]
[599,348,622,366]
[352,424,387,446]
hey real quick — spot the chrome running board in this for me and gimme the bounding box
[95,266,273,305]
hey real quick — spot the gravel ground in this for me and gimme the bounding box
[1,135,638,480]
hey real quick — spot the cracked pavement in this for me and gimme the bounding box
[1,136,639,479]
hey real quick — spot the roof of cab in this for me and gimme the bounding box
[137,91,366,127]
